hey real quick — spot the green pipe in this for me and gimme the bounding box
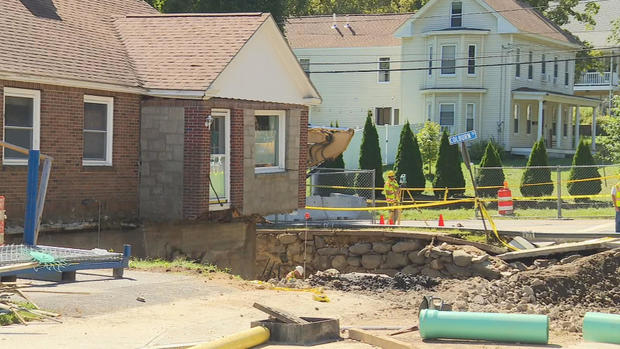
[419,309,548,344]
[583,312,620,344]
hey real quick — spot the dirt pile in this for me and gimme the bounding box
[308,269,439,292]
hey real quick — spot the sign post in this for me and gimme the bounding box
[449,131,489,242]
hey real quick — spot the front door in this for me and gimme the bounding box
[210,109,230,208]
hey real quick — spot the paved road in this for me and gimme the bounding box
[398,218,617,234]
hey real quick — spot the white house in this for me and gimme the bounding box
[286,0,602,156]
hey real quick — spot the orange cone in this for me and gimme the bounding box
[379,215,385,225]
[438,214,445,227]
[389,218,394,225]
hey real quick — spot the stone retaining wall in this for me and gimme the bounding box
[256,231,508,280]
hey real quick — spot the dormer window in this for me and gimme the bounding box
[451,2,462,28]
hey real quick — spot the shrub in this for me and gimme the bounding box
[417,121,441,176]
[358,111,384,188]
[567,139,602,197]
[520,139,553,197]
[476,141,505,197]
[468,138,505,162]
[433,130,465,197]
[394,121,425,191]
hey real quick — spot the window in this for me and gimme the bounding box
[554,57,558,80]
[563,122,568,137]
[375,107,392,125]
[439,104,455,127]
[428,46,433,76]
[467,45,476,75]
[299,58,310,76]
[427,103,432,121]
[541,54,546,75]
[441,45,456,75]
[513,104,519,134]
[466,103,475,131]
[564,61,569,86]
[526,105,532,134]
[255,110,285,172]
[515,48,521,78]
[3,88,40,165]
[393,109,400,125]
[378,57,390,82]
[83,95,113,166]
[528,51,533,80]
[451,1,462,28]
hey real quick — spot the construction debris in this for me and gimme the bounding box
[308,270,439,292]
[0,282,61,325]
[498,237,620,261]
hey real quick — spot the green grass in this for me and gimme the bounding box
[0,302,39,326]
[129,258,231,274]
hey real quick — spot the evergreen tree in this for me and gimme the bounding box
[433,131,465,197]
[394,121,425,191]
[567,139,602,197]
[520,139,554,197]
[476,141,505,197]
[358,111,384,189]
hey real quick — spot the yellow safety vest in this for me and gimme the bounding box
[384,179,400,203]
[615,183,620,205]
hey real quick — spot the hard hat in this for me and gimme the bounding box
[295,266,304,274]
[386,170,396,177]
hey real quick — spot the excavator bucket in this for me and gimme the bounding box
[307,126,354,168]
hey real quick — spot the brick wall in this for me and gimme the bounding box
[0,80,141,226]
[141,97,308,220]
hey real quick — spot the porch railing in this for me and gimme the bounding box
[575,71,618,86]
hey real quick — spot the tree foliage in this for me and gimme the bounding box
[417,121,440,177]
[520,139,553,197]
[394,121,425,190]
[476,141,505,197]
[596,96,620,163]
[567,139,602,197]
[359,111,384,188]
[433,131,465,197]
[522,0,599,27]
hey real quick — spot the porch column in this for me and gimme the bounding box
[556,103,562,148]
[537,99,544,141]
[575,106,581,148]
[591,107,598,150]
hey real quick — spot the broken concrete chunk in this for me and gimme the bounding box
[452,250,473,267]
[471,254,489,264]
[429,247,452,259]
[509,261,528,271]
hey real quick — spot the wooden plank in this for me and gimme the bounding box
[0,262,39,274]
[348,328,417,349]
[386,230,506,255]
[498,238,619,261]
[252,302,309,325]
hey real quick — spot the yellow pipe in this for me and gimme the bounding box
[188,327,270,349]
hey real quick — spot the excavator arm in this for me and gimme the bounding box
[307,126,354,168]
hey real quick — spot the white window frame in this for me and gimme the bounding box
[254,110,286,174]
[210,108,231,210]
[466,103,475,131]
[451,1,463,28]
[2,87,41,166]
[83,95,113,166]
[467,44,477,76]
[439,103,456,129]
[440,45,457,77]
[378,57,390,83]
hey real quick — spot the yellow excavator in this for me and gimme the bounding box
[307,126,354,168]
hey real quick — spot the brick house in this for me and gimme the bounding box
[0,0,320,233]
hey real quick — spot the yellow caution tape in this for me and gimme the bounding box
[306,198,475,211]
[478,202,519,252]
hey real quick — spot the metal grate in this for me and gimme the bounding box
[0,245,123,267]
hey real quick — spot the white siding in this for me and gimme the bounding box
[412,0,497,33]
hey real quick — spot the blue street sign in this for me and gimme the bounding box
[449,130,478,145]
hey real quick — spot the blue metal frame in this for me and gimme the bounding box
[23,150,40,245]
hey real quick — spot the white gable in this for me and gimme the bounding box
[208,17,321,106]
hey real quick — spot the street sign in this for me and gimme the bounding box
[449,130,478,145]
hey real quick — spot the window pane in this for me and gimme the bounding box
[394,109,399,125]
[439,105,454,126]
[451,1,462,27]
[468,45,475,74]
[379,58,390,82]
[4,128,32,159]
[466,104,474,131]
[441,46,456,75]
[5,96,33,127]
[211,116,225,155]
[255,115,279,167]
[84,132,106,160]
[376,108,391,125]
[84,102,107,131]
[428,47,433,75]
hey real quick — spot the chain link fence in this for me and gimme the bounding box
[307,168,376,223]
[473,163,620,218]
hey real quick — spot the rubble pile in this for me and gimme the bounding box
[308,269,439,292]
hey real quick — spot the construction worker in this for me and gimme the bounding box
[285,265,304,280]
[384,170,400,224]
[613,181,620,232]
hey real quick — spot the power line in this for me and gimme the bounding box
[308,54,620,74]
[303,45,620,66]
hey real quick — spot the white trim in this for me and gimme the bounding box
[82,95,113,166]
[377,57,391,83]
[2,87,41,166]
[209,108,231,210]
[146,89,206,99]
[421,30,489,37]
[421,88,487,94]
[254,110,286,173]
[440,44,457,77]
